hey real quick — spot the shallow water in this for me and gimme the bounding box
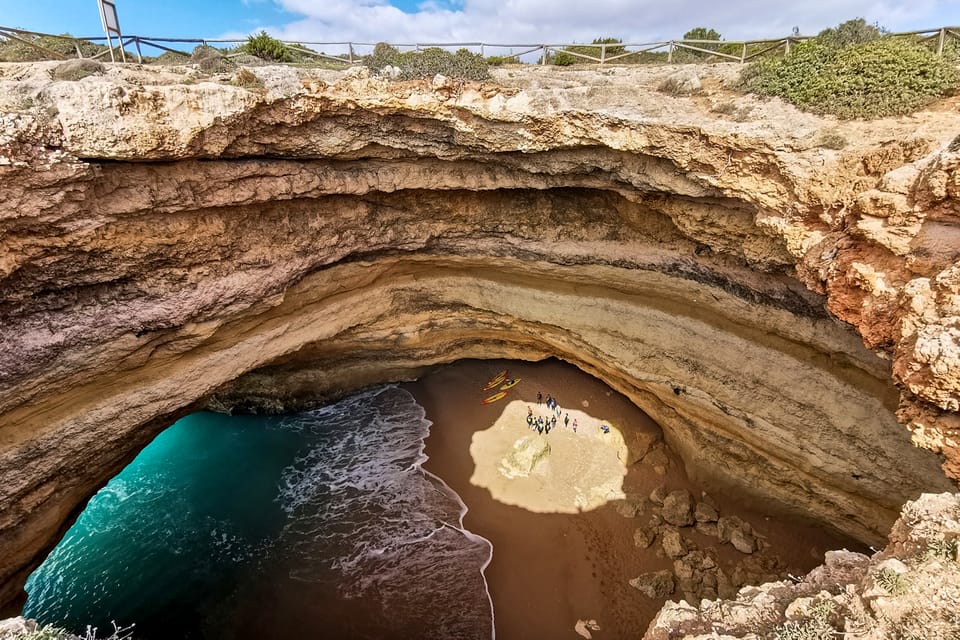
[23,386,493,640]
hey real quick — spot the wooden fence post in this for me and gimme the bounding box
[937,28,946,55]
[667,42,673,63]
[785,37,791,54]
[134,36,142,64]
[600,43,606,65]
[348,43,354,63]
[740,41,746,63]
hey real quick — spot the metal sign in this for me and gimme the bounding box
[99,0,120,32]
[96,0,126,62]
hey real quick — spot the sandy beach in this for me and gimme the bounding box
[407,358,864,640]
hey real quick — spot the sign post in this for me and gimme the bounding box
[97,0,125,62]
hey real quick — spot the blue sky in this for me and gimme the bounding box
[2,0,959,49]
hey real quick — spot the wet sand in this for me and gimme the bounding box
[406,358,865,640]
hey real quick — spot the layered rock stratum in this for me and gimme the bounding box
[0,60,958,629]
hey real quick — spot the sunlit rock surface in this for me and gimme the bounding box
[470,401,628,512]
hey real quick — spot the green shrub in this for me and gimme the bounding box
[15,626,70,640]
[363,45,489,81]
[569,37,625,61]
[875,567,910,595]
[773,600,839,640]
[485,55,509,66]
[0,33,105,62]
[742,24,959,118]
[243,30,292,62]
[675,27,722,62]
[816,130,848,149]
[942,37,960,63]
[190,44,232,72]
[817,18,883,49]
[921,536,958,561]
[365,42,400,70]
[150,50,191,65]
[545,38,626,65]
[551,51,577,66]
[711,100,738,115]
[232,68,263,89]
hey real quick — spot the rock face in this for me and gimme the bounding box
[644,493,960,639]
[0,61,958,613]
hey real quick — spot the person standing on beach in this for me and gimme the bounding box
[537,391,542,405]
[564,413,569,428]
[572,418,578,433]
[551,416,557,430]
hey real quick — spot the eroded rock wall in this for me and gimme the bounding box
[0,61,958,612]
[644,492,960,639]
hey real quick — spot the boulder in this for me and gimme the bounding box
[673,558,696,581]
[431,73,455,92]
[695,502,719,523]
[661,526,688,558]
[701,571,718,588]
[717,515,751,542]
[629,570,675,598]
[643,444,670,469]
[634,527,656,549]
[804,550,871,590]
[616,492,645,518]
[659,69,701,95]
[695,521,719,538]
[343,65,370,79]
[381,65,401,79]
[729,527,757,554]
[716,569,737,599]
[662,490,695,526]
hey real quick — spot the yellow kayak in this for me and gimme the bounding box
[499,378,521,390]
[481,391,508,405]
[482,370,509,391]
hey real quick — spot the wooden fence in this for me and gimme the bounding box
[1,24,958,66]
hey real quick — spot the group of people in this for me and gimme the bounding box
[524,391,611,436]
[526,391,578,435]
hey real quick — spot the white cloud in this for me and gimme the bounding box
[256,0,960,52]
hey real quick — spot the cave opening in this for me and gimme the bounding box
[21,358,868,640]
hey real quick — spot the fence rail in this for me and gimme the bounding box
[1,24,958,66]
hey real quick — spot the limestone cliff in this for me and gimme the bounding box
[0,60,958,614]
[644,492,960,639]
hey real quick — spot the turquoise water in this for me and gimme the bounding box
[23,387,493,640]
